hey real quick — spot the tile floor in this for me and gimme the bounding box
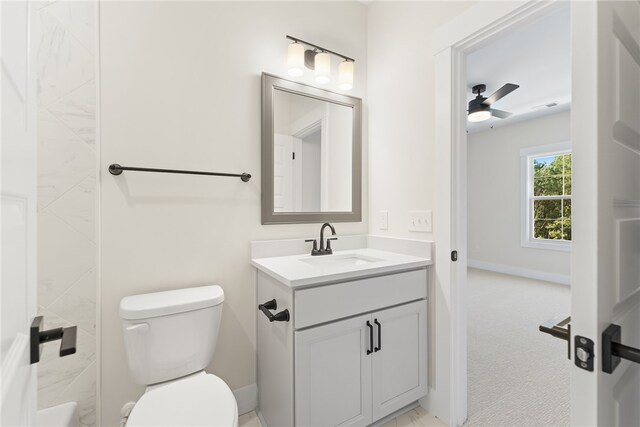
[238,406,446,427]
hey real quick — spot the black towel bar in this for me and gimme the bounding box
[108,164,251,182]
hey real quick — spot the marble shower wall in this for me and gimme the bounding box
[36,1,97,426]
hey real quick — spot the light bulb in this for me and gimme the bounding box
[468,110,491,122]
[338,60,354,90]
[287,42,304,77]
[314,52,331,84]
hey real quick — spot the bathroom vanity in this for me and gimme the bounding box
[251,236,431,427]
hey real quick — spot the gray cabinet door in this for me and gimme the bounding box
[372,300,428,420]
[295,313,373,427]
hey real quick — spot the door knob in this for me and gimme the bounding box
[602,324,640,374]
[539,314,571,359]
[30,316,77,364]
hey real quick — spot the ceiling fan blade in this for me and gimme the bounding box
[491,109,513,119]
[482,83,520,106]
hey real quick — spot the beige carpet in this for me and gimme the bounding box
[465,268,570,427]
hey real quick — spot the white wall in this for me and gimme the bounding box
[273,90,320,134]
[467,111,571,281]
[368,1,474,239]
[36,1,97,425]
[99,2,367,425]
[325,102,353,211]
[367,1,476,422]
[301,132,321,211]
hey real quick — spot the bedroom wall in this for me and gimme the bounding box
[467,110,571,283]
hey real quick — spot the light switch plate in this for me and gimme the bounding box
[408,210,432,232]
[379,210,388,230]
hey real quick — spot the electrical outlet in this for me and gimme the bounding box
[408,210,432,232]
[379,210,388,230]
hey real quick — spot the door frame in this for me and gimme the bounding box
[292,119,326,211]
[432,1,565,425]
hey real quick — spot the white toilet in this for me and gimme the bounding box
[119,285,238,427]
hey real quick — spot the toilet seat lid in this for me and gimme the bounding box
[126,373,238,427]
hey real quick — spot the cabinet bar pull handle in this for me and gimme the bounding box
[374,319,381,352]
[366,321,373,355]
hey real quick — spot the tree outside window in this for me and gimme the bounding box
[521,143,572,251]
[532,153,572,241]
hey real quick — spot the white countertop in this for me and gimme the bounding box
[251,248,431,288]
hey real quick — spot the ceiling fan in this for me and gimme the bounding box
[467,83,519,122]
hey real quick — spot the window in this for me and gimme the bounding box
[521,143,572,251]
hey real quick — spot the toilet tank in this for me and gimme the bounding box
[119,285,224,385]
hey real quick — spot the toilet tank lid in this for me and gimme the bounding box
[120,285,224,320]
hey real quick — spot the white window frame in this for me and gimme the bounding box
[520,142,572,252]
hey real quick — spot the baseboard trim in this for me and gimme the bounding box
[370,401,420,427]
[468,259,570,285]
[233,383,257,415]
[256,409,269,427]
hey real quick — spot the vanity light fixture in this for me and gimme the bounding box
[338,60,354,91]
[285,35,355,90]
[314,52,331,84]
[287,41,305,77]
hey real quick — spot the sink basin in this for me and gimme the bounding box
[300,253,383,268]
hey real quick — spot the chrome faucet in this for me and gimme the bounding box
[305,223,338,256]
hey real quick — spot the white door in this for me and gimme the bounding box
[571,2,640,426]
[0,0,38,425]
[372,300,428,421]
[295,314,373,427]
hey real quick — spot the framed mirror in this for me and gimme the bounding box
[262,73,362,224]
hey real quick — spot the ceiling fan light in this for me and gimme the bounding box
[468,110,491,122]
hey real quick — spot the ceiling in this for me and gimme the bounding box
[466,4,570,133]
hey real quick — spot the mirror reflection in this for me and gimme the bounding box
[273,89,353,213]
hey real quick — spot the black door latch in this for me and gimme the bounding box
[451,250,458,262]
[30,316,77,364]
